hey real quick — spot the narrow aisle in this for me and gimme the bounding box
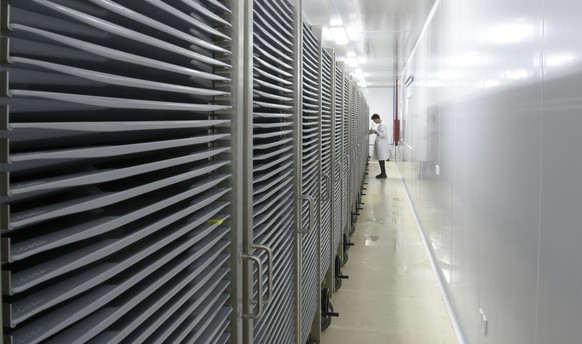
[321,161,458,344]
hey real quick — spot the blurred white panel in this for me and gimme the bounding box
[538,0,582,343]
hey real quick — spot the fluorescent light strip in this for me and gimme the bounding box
[345,57,358,67]
[329,26,349,45]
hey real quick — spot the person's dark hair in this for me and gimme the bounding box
[371,113,380,120]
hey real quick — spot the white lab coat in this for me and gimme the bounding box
[372,122,390,160]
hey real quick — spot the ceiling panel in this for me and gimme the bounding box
[303,0,435,88]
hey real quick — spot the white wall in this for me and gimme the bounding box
[363,87,394,145]
[397,0,582,343]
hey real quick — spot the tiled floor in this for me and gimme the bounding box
[320,161,458,344]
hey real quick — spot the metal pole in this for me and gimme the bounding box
[326,48,336,294]
[241,0,255,341]
[293,0,303,342]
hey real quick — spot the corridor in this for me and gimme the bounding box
[321,161,458,344]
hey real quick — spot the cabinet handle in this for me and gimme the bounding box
[298,195,314,235]
[345,154,351,173]
[322,172,331,203]
[252,244,273,305]
[240,253,264,319]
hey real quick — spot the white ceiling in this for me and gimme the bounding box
[302,0,434,87]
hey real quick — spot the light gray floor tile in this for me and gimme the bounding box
[321,161,457,344]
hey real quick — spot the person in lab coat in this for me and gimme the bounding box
[369,113,389,178]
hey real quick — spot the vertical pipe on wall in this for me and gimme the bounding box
[393,78,400,146]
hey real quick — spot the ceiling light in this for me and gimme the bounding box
[344,51,358,67]
[345,57,358,67]
[329,26,349,45]
[330,18,343,26]
[346,26,362,41]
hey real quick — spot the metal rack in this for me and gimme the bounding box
[332,60,344,260]
[244,0,296,343]
[0,1,370,343]
[320,48,333,283]
[1,0,236,343]
[296,19,321,344]
[357,89,369,210]
[342,71,351,239]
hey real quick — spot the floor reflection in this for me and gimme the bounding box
[320,162,457,344]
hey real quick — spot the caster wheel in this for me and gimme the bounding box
[335,255,348,290]
[334,275,343,292]
[342,251,348,266]
[321,302,334,331]
[343,234,354,251]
